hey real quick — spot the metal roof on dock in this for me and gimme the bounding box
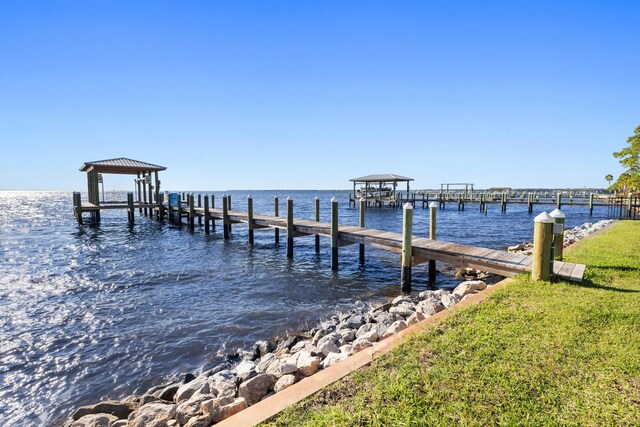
[350,173,414,182]
[79,157,166,174]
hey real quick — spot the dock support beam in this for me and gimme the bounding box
[188,193,195,231]
[359,197,365,264]
[287,197,294,258]
[223,195,230,239]
[204,194,210,234]
[211,194,215,231]
[197,194,202,225]
[589,193,594,216]
[428,201,437,284]
[247,195,254,245]
[127,192,134,225]
[331,197,339,271]
[315,197,320,253]
[550,208,565,261]
[274,196,279,244]
[177,193,183,226]
[401,202,413,292]
[73,192,83,225]
[557,193,562,209]
[532,212,554,281]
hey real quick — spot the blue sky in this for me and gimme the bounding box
[1,1,638,191]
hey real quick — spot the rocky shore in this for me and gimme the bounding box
[506,219,614,255]
[63,220,613,427]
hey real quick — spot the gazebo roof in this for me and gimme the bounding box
[79,157,166,174]
[350,173,414,183]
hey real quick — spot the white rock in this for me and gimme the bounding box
[202,396,248,423]
[273,374,296,393]
[234,360,256,381]
[321,352,348,368]
[350,338,373,353]
[389,301,415,317]
[175,375,209,403]
[440,293,461,308]
[356,323,379,342]
[339,344,352,354]
[381,320,408,339]
[70,414,119,427]
[319,340,340,356]
[336,327,356,342]
[452,280,487,298]
[237,373,275,406]
[183,414,211,427]
[416,299,445,316]
[128,403,177,427]
[406,311,426,325]
[392,295,412,305]
[208,370,237,398]
[286,351,321,377]
[176,393,215,425]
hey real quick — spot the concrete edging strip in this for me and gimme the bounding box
[217,277,515,426]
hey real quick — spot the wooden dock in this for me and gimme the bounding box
[72,194,586,284]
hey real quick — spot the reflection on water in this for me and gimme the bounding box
[0,190,608,425]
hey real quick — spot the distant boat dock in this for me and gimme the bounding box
[72,159,603,289]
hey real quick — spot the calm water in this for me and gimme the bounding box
[0,190,609,426]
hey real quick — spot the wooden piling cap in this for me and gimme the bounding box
[360,196,366,202]
[534,212,554,223]
[331,197,337,202]
[429,202,438,209]
[549,208,566,218]
[403,202,413,209]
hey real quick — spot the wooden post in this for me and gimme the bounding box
[528,192,533,213]
[359,197,365,263]
[287,197,294,258]
[176,192,183,226]
[147,172,153,217]
[532,212,554,281]
[589,193,594,216]
[211,194,215,231]
[557,193,562,209]
[479,193,484,212]
[127,192,135,225]
[157,192,164,220]
[167,192,173,223]
[197,194,202,225]
[247,195,254,245]
[154,171,160,208]
[136,173,142,213]
[549,208,565,261]
[142,174,148,216]
[314,196,320,253]
[204,194,210,234]
[223,195,230,239]
[188,193,195,231]
[228,194,232,232]
[73,192,83,225]
[274,195,279,244]
[331,197,339,270]
[401,202,413,292]
[428,201,437,283]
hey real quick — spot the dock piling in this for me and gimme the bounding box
[223,195,230,239]
[314,196,320,253]
[197,194,202,225]
[287,197,294,258]
[428,201,437,284]
[532,212,554,281]
[73,192,83,225]
[549,208,565,261]
[359,197,365,263]
[247,195,254,245]
[331,197,339,270]
[188,194,195,231]
[274,196,279,244]
[589,193,594,216]
[204,194,210,234]
[127,192,134,225]
[401,202,413,292]
[211,194,215,231]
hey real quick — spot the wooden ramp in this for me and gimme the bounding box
[191,207,586,282]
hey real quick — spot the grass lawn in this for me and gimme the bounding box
[263,220,640,426]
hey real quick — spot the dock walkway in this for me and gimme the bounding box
[192,206,585,282]
[73,198,586,283]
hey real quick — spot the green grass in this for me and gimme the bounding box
[263,221,640,427]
